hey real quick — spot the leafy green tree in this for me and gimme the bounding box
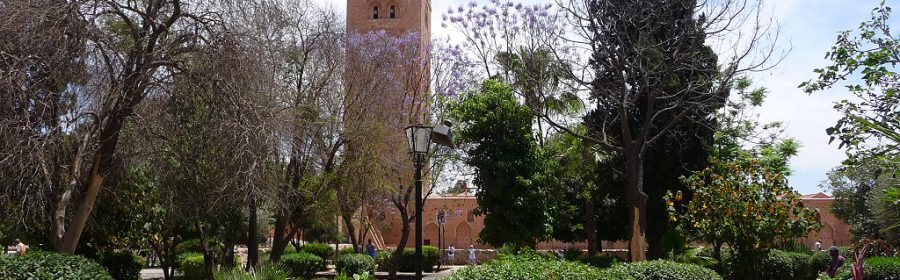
[451,79,552,248]
[870,172,900,245]
[822,162,890,241]
[800,2,900,164]
[869,171,900,245]
[544,127,628,255]
[668,79,820,279]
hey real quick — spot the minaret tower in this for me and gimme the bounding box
[347,0,431,40]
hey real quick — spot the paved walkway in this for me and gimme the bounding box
[140,268,169,280]
[141,266,466,279]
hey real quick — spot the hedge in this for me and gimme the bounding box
[301,243,335,261]
[861,256,900,280]
[101,252,144,280]
[446,253,603,280]
[281,252,324,279]
[0,251,114,280]
[757,250,813,280]
[809,252,831,277]
[600,260,723,280]
[374,246,440,272]
[336,253,375,275]
[177,252,207,280]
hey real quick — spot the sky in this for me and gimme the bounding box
[314,0,896,195]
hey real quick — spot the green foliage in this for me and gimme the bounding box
[336,254,374,275]
[339,246,357,256]
[870,174,900,245]
[176,238,219,255]
[101,252,144,280]
[757,250,814,280]
[581,253,622,269]
[280,252,324,279]
[824,162,891,241]
[862,256,900,280]
[561,248,585,261]
[177,252,207,280]
[0,252,114,280]
[300,243,334,261]
[667,246,718,269]
[599,260,722,280]
[446,253,603,280]
[543,127,629,246]
[810,252,831,277]
[668,79,820,277]
[374,246,441,272]
[450,79,552,247]
[800,2,900,164]
[374,250,393,271]
[214,262,288,280]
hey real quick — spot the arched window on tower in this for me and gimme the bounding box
[390,5,396,18]
[373,6,379,19]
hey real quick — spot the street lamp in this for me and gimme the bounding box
[405,121,454,279]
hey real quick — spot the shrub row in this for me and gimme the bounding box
[446,253,604,280]
[374,245,440,272]
[857,256,900,280]
[0,251,114,280]
[601,260,722,280]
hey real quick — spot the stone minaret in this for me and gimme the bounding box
[347,0,431,41]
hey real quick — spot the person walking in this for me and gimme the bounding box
[467,245,477,265]
[447,244,455,265]
[13,239,28,257]
[365,239,377,258]
[826,246,845,277]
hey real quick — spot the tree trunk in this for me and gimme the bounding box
[269,210,293,262]
[223,241,235,268]
[624,149,647,262]
[389,208,411,280]
[197,222,215,280]
[585,197,599,256]
[247,196,259,269]
[57,153,105,253]
[341,209,359,253]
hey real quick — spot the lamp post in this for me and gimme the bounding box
[405,122,453,280]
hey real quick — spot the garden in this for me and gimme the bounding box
[0,0,898,280]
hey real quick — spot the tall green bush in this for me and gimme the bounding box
[281,252,324,279]
[300,243,334,261]
[600,260,722,280]
[101,252,144,280]
[336,254,374,276]
[0,252,114,280]
[177,252,207,280]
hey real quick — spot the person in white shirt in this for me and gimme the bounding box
[468,245,477,265]
[447,244,455,265]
